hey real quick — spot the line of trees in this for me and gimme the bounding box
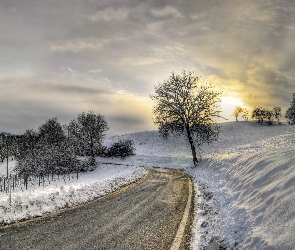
[251,106,282,125]
[236,93,295,125]
[0,111,135,178]
[15,112,109,176]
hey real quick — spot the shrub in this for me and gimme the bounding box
[106,140,135,158]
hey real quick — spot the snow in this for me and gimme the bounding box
[1,121,295,249]
[0,159,18,176]
[104,121,295,249]
[0,163,147,225]
[188,148,295,249]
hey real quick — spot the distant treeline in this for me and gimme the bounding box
[0,111,135,177]
[233,93,295,125]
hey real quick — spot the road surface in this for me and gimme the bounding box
[0,168,193,250]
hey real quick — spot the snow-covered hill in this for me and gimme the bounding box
[105,121,295,249]
[105,121,291,162]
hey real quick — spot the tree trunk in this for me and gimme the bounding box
[185,124,198,166]
[90,137,95,166]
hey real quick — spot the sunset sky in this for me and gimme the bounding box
[1,0,295,136]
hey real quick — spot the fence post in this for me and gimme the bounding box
[6,136,9,178]
[9,180,12,205]
[24,175,28,190]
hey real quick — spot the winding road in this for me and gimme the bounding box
[0,168,193,250]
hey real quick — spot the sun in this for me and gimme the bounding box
[222,96,244,107]
[220,96,246,121]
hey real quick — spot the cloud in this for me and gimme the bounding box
[107,114,152,136]
[90,7,129,21]
[1,0,295,135]
[151,6,182,19]
[105,95,156,136]
[88,69,102,74]
[119,44,185,66]
[0,72,156,136]
[48,38,105,53]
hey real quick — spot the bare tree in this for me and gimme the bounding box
[150,70,222,166]
[69,111,109,166]
[264,109,274,125]
[242,108,249,121]
[252,106,265,124]
[38,117,66,145]
[286,93,295,124]
[273,107,282,123]
[252,106,278,125]
[232,106,244,121]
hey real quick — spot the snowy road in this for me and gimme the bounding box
[0,168,193,250]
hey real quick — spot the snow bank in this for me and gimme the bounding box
[0,164,147,225]
[187,148,295,249]
[185,123,295,249]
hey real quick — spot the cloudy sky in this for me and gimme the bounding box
[1,0,295,136]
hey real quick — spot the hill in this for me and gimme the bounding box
[104,121,295,249]
[104,121,290,166]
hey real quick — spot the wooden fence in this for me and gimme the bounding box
[0,172,79,194]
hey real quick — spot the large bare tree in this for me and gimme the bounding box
[150,70,223,166]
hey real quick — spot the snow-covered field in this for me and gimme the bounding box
[104,121,295,249]
[1,121,295,249]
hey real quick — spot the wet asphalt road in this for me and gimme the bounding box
[0,168,192,250]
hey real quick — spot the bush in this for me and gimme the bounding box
[106,140,135,158]
[15,138,86,176]
[78,157,97,172]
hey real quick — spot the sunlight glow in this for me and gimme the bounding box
[220,96,246,121]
